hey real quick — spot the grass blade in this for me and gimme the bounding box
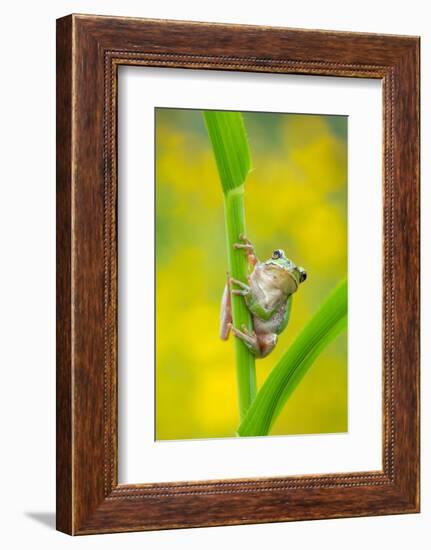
[203,110,256,419]
[237,278,348,436]
[203,111,252,194]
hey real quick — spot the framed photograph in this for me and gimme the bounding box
[56,14,420,535]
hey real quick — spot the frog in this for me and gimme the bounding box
[220,234,307,358]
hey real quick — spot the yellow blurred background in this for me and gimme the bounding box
[155,108,347,440]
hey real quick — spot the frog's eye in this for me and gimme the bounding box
[298,268,307,283]
[272,249,283,260]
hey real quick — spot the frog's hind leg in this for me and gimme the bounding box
[220,275,233,340]
[231,325,262,357]
[232,326,277,358]
[256,333,278,358]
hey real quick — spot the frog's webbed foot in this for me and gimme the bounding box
[231,325,261,356]
[231,326,277,358]
[230,277,251,296]
[233,234,258,267]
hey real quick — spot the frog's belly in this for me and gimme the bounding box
[250,276,282,312]
[254,304,286,335]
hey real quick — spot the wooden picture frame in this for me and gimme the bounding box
[56,14,420,535]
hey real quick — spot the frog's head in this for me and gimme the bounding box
[263,249,307,294]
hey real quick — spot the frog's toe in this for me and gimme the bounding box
[240,324,256,337]
[233,242,253,251]
[231,326,261,356]
[230,277,249,289]
[232,289,248,296]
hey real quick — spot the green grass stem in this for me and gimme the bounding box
[204,111,256,419]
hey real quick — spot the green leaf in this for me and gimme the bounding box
[237,278,348,437]
[203,111,252,194]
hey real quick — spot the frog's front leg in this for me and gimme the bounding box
[233,234,258,267]
[219,274,255,340]
[230,277,251,297]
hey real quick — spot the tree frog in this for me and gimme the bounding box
[220,234,307,358]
